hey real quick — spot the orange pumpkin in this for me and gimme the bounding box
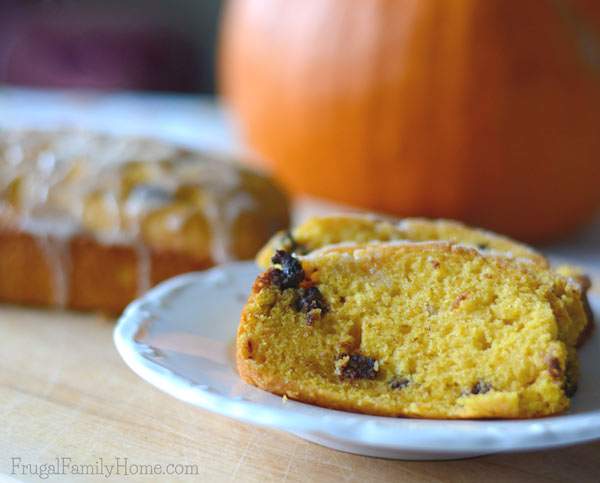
[220,0,600,242]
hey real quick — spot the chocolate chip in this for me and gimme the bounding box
[336,354,379,380]
[389,377,410,390]
[294,286,328,317]
[471,381,492,394]
[548,357,562,379]
[477,243,489,250]
[270,250,305,290]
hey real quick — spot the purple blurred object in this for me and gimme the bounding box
[0,4,199,91]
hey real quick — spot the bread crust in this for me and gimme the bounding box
[0,228,212,314]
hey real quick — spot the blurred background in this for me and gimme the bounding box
[0,0,222,93]
[1,0,599,250]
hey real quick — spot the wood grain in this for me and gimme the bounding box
[0,306,599,482]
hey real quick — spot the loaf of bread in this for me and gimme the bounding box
[238,242,588,418]
[0,129,289,313]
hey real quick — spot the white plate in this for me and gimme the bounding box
[114,261,600,460]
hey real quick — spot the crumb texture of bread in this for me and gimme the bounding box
[256,214,592,346]
[239,242,585,419]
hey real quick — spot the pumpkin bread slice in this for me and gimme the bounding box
[256,215,548,268]
[238,242,587,418]
[256,215,592,344]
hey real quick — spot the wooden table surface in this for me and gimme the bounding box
[1,301,599,483]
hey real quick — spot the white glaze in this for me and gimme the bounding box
[135,243,152,297]
[34,233,71,307]
[0,129,264,303]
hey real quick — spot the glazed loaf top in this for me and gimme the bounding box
[0,128,289,273]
